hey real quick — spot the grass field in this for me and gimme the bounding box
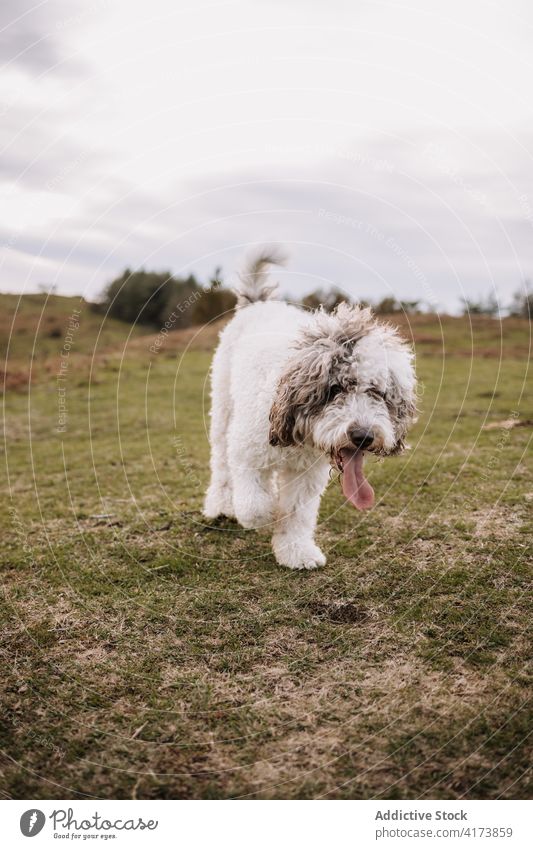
[1,295,532,799]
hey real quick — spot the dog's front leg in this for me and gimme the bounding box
[231,466,275,530]
[272,462,330,570]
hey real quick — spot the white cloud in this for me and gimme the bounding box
[1,0,533,311]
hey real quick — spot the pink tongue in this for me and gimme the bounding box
[340,448,375,510]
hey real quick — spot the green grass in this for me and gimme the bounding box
[1,298,531,799]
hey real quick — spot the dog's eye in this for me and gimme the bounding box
[366,387,386,401]
[328,384,343,401]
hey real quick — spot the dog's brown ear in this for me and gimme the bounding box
[269,366,298,446]
[268,346,334,447]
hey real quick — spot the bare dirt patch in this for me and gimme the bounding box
[304,600,369,624]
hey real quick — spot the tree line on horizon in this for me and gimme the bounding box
[91,267,532,329]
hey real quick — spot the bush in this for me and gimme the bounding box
[98,269,201,327]
[373,297,421,315]
[373,296,400,315]
[508,285,532,320]
[460,294,499,317]
[300,291,423,315]
[399,299,422,314]
[190,287,237,324]
[189,267,236,324]
[301,288,351,312]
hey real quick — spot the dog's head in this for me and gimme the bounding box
[269,302,417,509]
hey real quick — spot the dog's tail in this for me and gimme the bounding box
[234,246,287,309]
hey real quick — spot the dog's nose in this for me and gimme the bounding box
[348,428,374,450]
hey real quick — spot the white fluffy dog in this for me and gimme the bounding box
[204,248,417,570]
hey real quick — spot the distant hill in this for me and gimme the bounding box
[1,293,150,390]
[1,291,530,392]
[1,293,147,362]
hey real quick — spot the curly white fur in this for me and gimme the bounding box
[204,248,417,570]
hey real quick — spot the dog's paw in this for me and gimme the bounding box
[204,486,234,520]
[273,538,327,570]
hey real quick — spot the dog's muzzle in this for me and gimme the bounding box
[348,427,375,451]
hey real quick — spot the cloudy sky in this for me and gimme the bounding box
[2,0,533,311]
